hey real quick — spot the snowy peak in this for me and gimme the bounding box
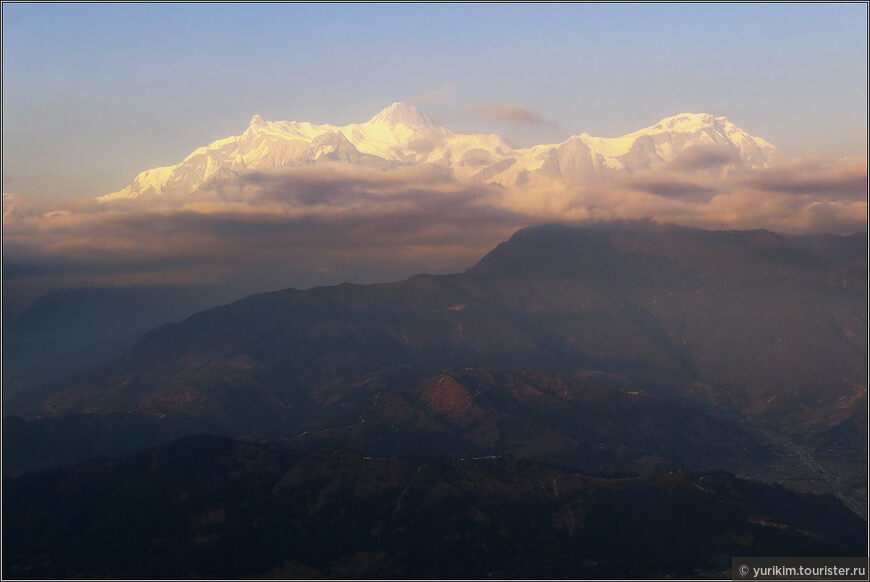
[308,130,364,163]
[640,113,777,153]
[648,113,719,133]
[98,105,779,202]
[556,112,779,178]
[367,102,440,130]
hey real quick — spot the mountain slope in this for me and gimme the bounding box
[14,222,864,436]
[1,364,767,479]
[3,436,864,579]
[6,221,866,524]
[289,366,766,476]
[99,105,778,201]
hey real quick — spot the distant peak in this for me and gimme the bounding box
[368,102,439,129]
[249,114,267,126]
[648,113,723,133]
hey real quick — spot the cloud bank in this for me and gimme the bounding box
[2,165,524,310]
[4,153,866,314]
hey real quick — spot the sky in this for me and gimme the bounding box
[2,2,868,324]
[3,2,867,199]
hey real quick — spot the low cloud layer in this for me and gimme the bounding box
[557,154,867,234]
[734,154,868,198]
[4,153,866,319]
[666,144,739,172]
[3,165,525,316]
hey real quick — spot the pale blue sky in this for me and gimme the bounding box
[3,2,867,198]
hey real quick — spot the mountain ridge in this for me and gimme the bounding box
[5,220,866,526]
[98,104,778,201]
[13,221,863,433]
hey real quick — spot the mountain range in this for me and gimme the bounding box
[98,103,779,201]
[7,222,865,501]
[4,219,866,578]
[13,222,862,428]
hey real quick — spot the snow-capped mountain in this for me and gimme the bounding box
[99,103,778,201]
